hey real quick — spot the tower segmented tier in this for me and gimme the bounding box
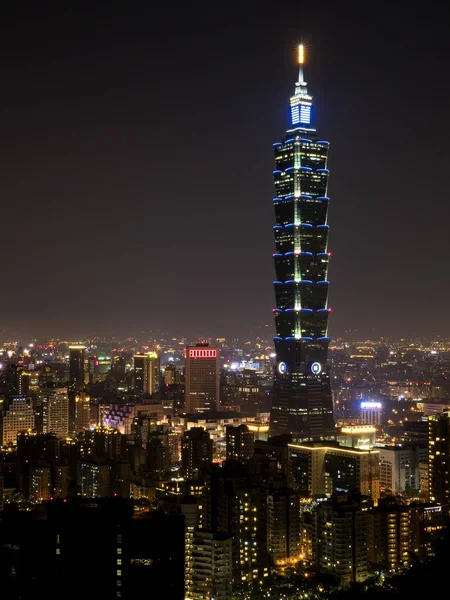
[269,46,335,442]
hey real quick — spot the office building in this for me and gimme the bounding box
[269,46,335,442]
[378,445,427,495]
[312,493,369,585]
[0,396,35,446]
[68,345,86,435]
[190,531,233,600]
[360,400,382,426]
[267,488,301,564]
[289,443,380,503]
[68,345,86,391]
[185,343,220,413]
[42,388,69,439]
[428,409,450,503]
[133,352,160,397]
[181,427,213,480]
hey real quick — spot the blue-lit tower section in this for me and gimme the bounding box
[269,46,335,442]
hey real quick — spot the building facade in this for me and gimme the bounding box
[289,443,380,504]
[42,388,69,439]
[181,427,213,480]
[312,494,369,585]
[68,345,86,435]
[190,531,233,600]
[428,409,450,504]
[360,401,382,426]
[267,488,301,564]
[378,445,427,495]
[0,396,35,446]
[185,344,220,413]
[269,46,335,442]
[133,352,160,397]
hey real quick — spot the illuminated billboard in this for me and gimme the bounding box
[360,401,382,409]
[189,349,217,358]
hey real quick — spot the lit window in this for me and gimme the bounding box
[117,559,122,565]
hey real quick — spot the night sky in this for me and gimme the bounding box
[2,2,450,341]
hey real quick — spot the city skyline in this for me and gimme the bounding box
[2,3,450,340]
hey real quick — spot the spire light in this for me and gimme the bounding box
[298,44,304,65]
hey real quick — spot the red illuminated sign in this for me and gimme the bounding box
[189,349,217,358]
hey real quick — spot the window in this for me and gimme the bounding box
[117,559,122,565]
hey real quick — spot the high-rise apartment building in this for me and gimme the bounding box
[267,488,301,564]
[226,424,254,461]
[428,409,450,503]
[269,46,335,442]
[185,343,220,413]
[312,494,369,585]
[198,460,270,589]
[181,427,213,480]
[42,388,69,439]
[367,499,410,572]
[0,396,35,446]
[68,345,86,436]
[190,531,233,600]
[79,461,111,498]
[29,465,52,503]
[133,352,160,397]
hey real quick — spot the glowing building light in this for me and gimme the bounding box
[360,401,382,409]
[298,44,304,65]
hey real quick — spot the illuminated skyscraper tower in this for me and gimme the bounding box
[269,46,335,442]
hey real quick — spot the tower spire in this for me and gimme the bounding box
[297,44,305,84]
[290,44,313,127]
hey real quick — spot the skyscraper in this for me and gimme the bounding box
[133,352,160,397]
[184,343,220,413]
[269,46,335,442]
[68,345,86,435]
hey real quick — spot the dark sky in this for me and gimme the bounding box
[1,1,450,341]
